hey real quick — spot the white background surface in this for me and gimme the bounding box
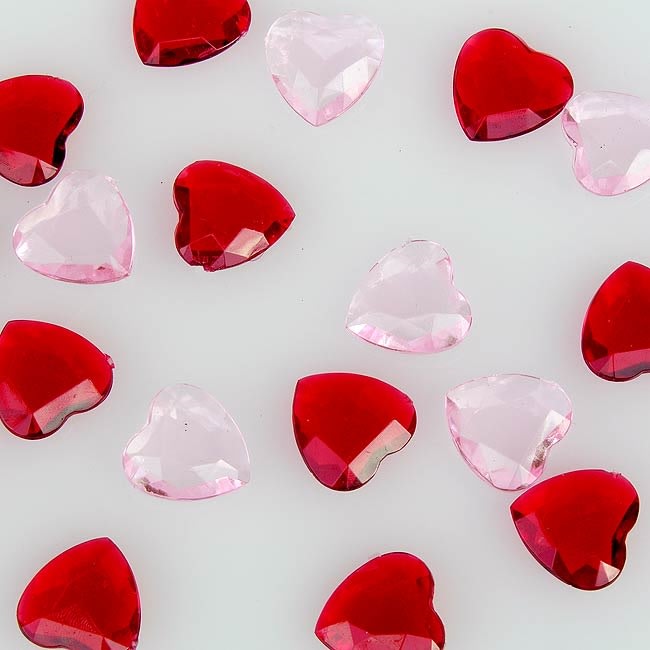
[1,0,649,648]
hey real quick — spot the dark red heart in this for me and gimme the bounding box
[511,470,639,590]
[316,552,446,650]
[17,538,141,650]
[292,373,416,491]
[133,0,251,67]
[0,320,114,439]
[174,160,295,271]
[582,261,650,381]
[453,28,573,141]
[0,75,83,186]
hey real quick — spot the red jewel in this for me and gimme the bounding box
[0,75,83,186]
[0,320,114,440]
[17,538,141,650]
[511,470,639,590]
[174,161,295,271]
[582,261,650,381]
[133,0,251,67]
[453,28,573,141]
[316,553,446,650]
[292,373,416,491]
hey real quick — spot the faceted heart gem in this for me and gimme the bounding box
[123,384,251,500]
[316,553,446,650]
[174,161,295,271]
[562,91,650,195]
[346,240,472,353]
[511,470,639,590]
[0,320,113,439]
[293,373,416,491]
[0,75,83,186]
[582,261,650,381]
[453,28,573,141]
[17,538,141,650]
[13,171,135,284]
[446,374,572,491]
[133,0,251,67]
[265,11,384,126]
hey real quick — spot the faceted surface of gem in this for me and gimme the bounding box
[316,552,445,650]
[293,373,416,491]
[0,75,83,186]
[133,0,251,67]
[346,240,472,353]
[17,538,141,650]
[265,11,384,126]
[174,161,295,271]
[0,320,113,439]
[123,383,251,500]
[562,91,650,195]
[453,28,573,141]
[13,171,135,284]
[582,261,650,381]
[446,374,572,491]
[511,470,639,590]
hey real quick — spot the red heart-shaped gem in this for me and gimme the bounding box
[0,320,114,439]
[453,28,573,141]
[17,538,141,650]
[133,0,251,67]
[174,161,295,271]
[582,261,650,381]
[511,470,639,590]
[0,75,83,186]
[293,373,416,491]
[316,552,446,650]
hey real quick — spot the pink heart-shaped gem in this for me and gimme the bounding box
[346,240,472,353]
[265,11,384,126]
[13,171,135,284]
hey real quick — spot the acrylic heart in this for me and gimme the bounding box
[123,384,251,500]
[446,374,572,491]
[0,75,83,186]
[0,320,113,439]
[511,470,639,590]
[174,161,295,271]
[17,538,141,650]
[265,11,384,126]
[453,28,573,141]
[133,0,251,67]
[582,261,650,381]
[562,91,650,195]
[13,171,135,284]
[316,552,445,650]
[293,373,416,491]
[346,240,472,353]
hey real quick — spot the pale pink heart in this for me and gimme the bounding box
[446,374,573,491]
[345,240,472,353]
[265,11,384,126]
[562,91,650,195]
[13,171,134,283]
[123,384,251,500]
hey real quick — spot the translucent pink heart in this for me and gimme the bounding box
[346,240,472,353]
[562,91,650,195]
[13,171,134,283]
[446,374,573,491]
[122,384,251,500]
[265,11,384,126]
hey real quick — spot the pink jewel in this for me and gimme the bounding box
[13,171,134,284]
[345,240,472,353]
[122,384,250,500]
[265,11,384,126]
[562,91,650,195]
[446,374,573,491]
